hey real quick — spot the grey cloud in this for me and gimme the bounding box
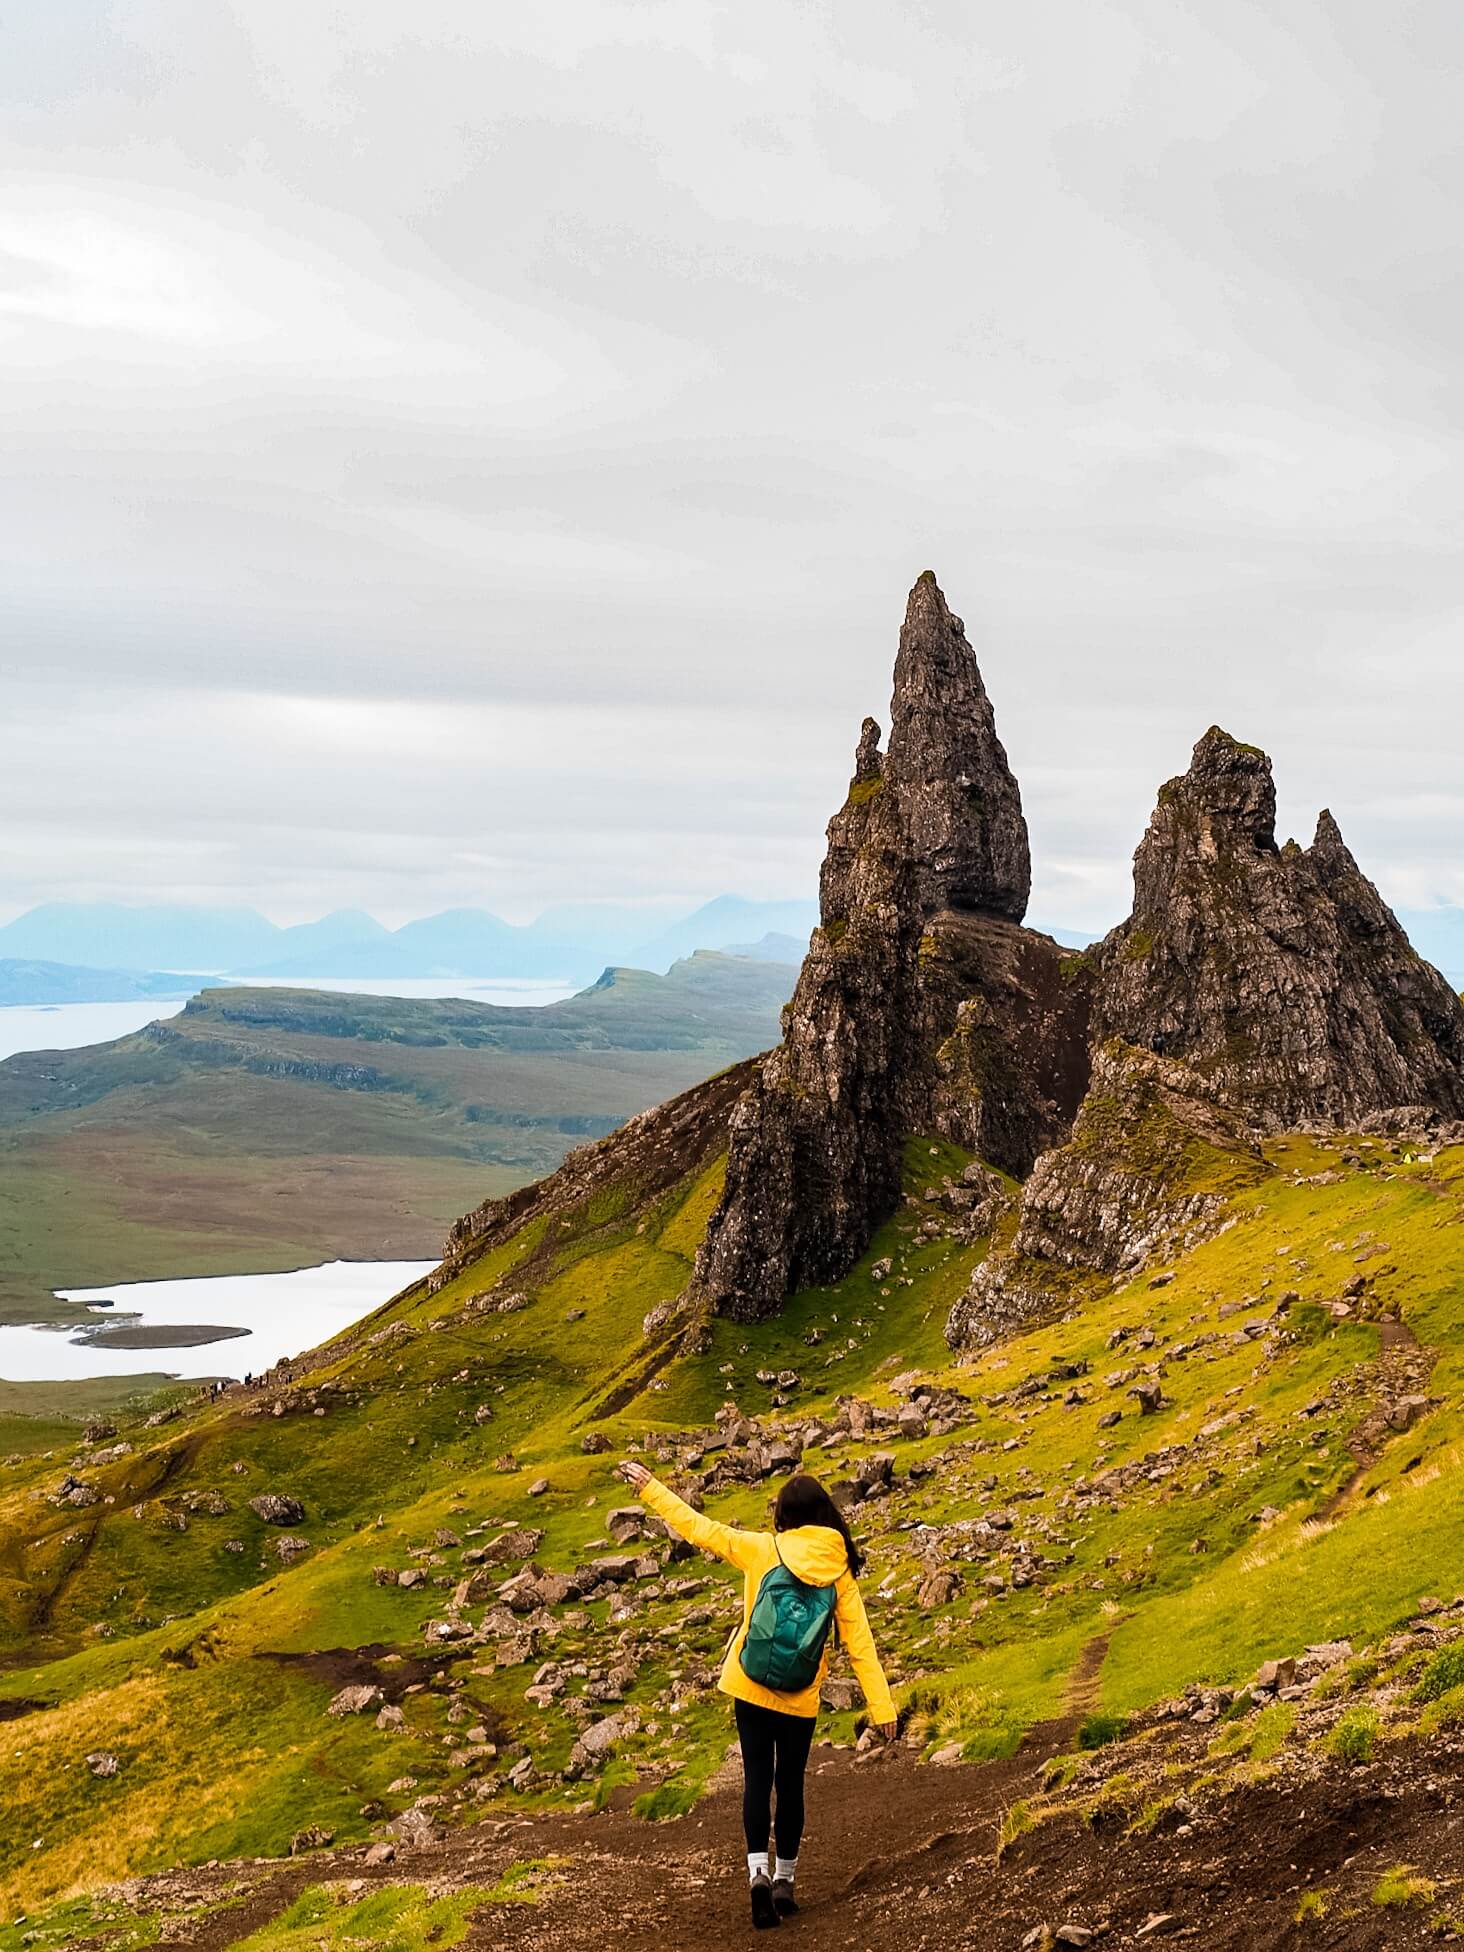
[3,1,1462,930]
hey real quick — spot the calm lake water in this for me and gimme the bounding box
[0,977,575,1062]
[0,1260,436,1382]
[0,998,190,1061]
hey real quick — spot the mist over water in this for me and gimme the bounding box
[0,998,190,1061]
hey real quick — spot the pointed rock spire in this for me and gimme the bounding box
[690,573,1086,1321]
[885,571,1031,921]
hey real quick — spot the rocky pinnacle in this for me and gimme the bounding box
[885,571,1032,921]
[1092,726,1464,1129]
[691,572,1065,1323]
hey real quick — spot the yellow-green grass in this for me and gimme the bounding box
[1372,1864,1437,1908]
[0,1126,1459,1913]
[227,1881,503,1949]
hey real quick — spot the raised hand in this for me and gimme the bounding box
[617,1459,651,1489]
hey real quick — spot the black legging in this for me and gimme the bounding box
[734,1698,817,1860]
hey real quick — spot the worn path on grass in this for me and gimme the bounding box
[71,1662,1463,1952]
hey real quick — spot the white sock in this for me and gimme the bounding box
[747,1852,769,1882]
[774,1857,797,1883]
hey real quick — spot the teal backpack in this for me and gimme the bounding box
[740,1544,839,1693]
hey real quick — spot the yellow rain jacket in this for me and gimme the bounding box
[637,1474,897,1723]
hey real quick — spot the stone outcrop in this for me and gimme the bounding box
[947,1042,1272,1348]
[948,726,1464,1349]
[691,572,1092,1321]
[432,586,1464,1352]
[1093,727,1464,1129]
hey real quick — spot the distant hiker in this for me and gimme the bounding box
[618,1459,897,1930]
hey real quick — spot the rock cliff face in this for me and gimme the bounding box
[439,584,1464,1350]
[947,726,1464,1350]
[692,573,1091,1322]
[946,1041,1272,1348]
[1093,728,1464,1129]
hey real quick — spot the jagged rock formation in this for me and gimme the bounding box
[692,573,1091,1322]
[880,572,1032,920]
[1093,727,1464,1129]
[948,726,1464,1350]
[432,603,1464,1352]
[947,1042,1272,1348]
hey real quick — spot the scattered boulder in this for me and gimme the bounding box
[465,1288,530,1316]
[248,1493,305,1526]
[1254,1657,1296,1693]
[327,1684,384,1718]
[388,1803,441,1847]
[917,1568,961,1607]
[577,1712,627,1758]
[481,1526,545,1565]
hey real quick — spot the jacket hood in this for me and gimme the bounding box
[775,1524,851,1585]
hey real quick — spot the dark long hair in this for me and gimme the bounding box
[773,1473,864,1577]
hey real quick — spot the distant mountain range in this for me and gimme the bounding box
[0,896,1456,993]
[0,897,820,986]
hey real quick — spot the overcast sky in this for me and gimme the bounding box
[4,1,1462,930]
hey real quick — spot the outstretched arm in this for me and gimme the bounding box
[618,1461,766,1573]
[835,1574,898,1731]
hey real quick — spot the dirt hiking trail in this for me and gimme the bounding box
[88,1686,1463,1952]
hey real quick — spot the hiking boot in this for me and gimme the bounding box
[749,1873,780,1930]
[771,1877,799,1917]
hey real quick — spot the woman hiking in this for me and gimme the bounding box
[618,1459,898,1930]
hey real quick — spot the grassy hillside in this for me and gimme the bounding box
[0,955,793,1336]
[1,1109,1461,1928]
